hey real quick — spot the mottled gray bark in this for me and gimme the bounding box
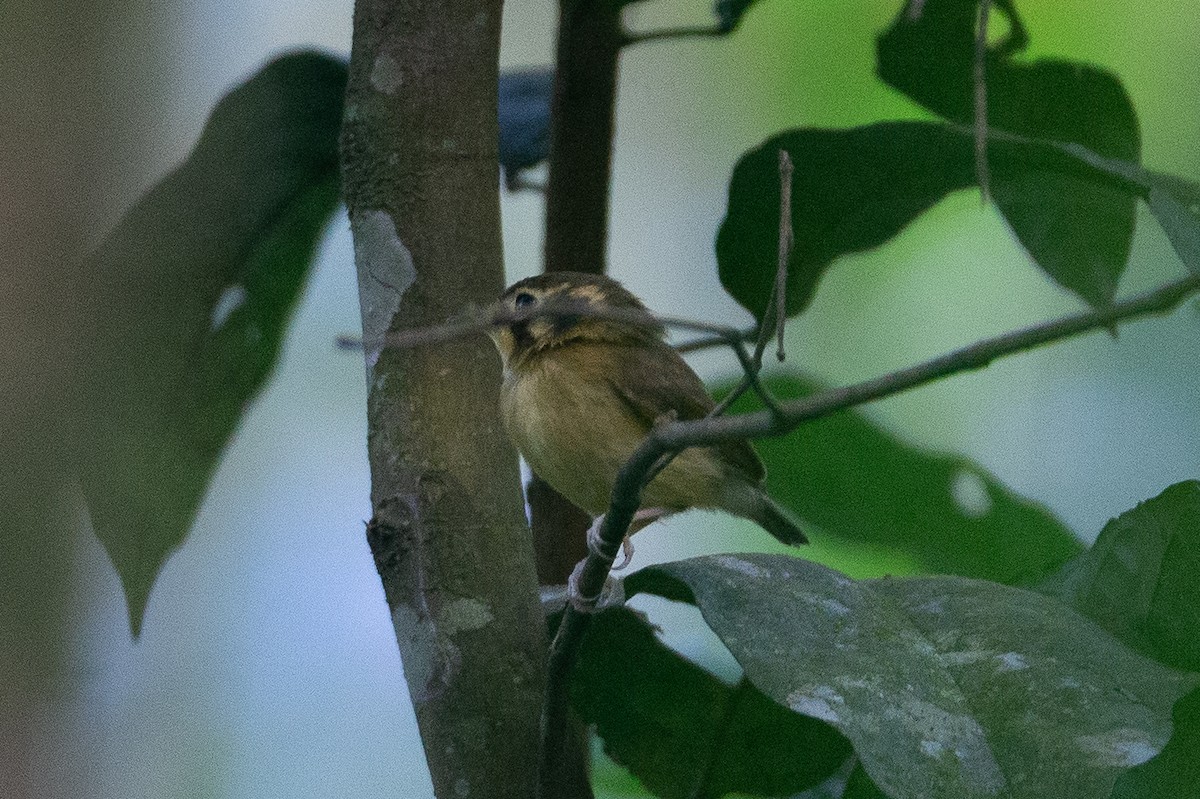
[340,2,547,797]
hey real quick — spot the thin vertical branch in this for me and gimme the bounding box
[974,0,993,201]
[774,150,794,362]
[532,0,627,595]
[544,0,624,278]
[341,2,546,797]
[534,3,627,796]
[714,150,795,418]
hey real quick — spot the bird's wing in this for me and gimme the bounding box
[606,340,766,483]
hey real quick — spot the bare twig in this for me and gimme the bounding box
[622,25,726,48]
[365,301,748,351]
[538,270,1200,790]
[675,326,756,354]
[775,150,794,361]
[974,0,993,202]
[712,149,797,420]
[338,304,780,411]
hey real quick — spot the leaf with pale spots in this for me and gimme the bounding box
[626,554,1197,799]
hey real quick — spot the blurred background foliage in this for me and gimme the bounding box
[2,0,1197,797]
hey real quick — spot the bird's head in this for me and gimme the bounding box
[488,272,665,370]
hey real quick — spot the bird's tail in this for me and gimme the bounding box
[752,494,808,546]
[722,484,807,546]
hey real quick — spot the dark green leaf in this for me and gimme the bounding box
[1038,481,1200,673]
[80,52,347,634]
[720,376,1081,584]
[1111,687,1200,799]
[627,554,1197,799]
[714,0,761,33]
[1037,484,1200,799]
[877,0,1140,308]
[792,759,873,799]
[573,607,851,798]
[716,123,976,321]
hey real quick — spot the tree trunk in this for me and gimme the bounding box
[341,2,547,797]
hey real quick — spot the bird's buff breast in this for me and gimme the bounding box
[500,358,724,516]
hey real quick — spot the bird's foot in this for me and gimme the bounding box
[584,514,632,570]
[588,507,673,571]
[566,559,601,613]
[611,535,635,571]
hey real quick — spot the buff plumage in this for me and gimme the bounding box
[488,272,807,547]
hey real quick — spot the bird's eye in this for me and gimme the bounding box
[514,292,537,309]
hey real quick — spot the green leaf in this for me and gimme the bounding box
[627,554,1197,799]
[1111,687,1200,799]
[79,52,347,635]
[840,764,890,799]
[1037,484,1200,799]
[877,0,1140,308]
[714,0,761,33]
[1038,481,1200,672]
[572,607,851,798]
[716,122,976,321]
[719,376,1081,584]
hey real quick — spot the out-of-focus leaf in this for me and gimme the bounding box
[718,376,1080,585]
[498,66,553,190]
[1111,687,1200,799]
[627,554,1197,799]
[716,123,976,321]
[714,0,761,33]
[1039,481,1200,672]
[80,52,347,635]
[877,0,1140,308]
[572,607,851,798]
[1147,188,1200,278]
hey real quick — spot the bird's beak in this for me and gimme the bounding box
[485,302,513,363]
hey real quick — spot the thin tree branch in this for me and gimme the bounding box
[974,0,993,201]
[544,0,623,278]
[622,25,726,48]
[675,326,756,354]
[537,4,628,793]
[344,300,749,355]
[774,150,794,361]
[712,149,796,418]
[537,269,1200,788]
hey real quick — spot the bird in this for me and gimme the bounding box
[487,271,807,562]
